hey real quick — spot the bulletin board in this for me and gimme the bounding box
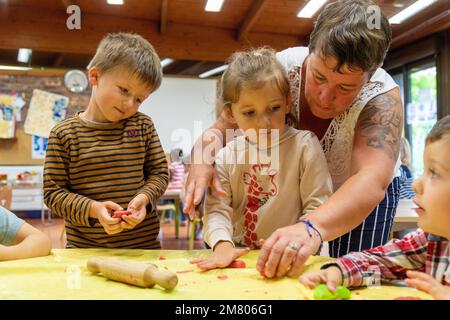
[0,70,90,165]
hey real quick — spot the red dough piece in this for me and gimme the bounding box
[393,296,423,300]
[176,269,194,274]
[112,210,132,219]
[217,275,228,280]
[159,256,166,260]
[228,260,246,268]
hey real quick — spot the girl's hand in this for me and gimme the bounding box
[405,270,450,300]
[121,194,148,230]
[190,241,249,270]
[298,266,343,292]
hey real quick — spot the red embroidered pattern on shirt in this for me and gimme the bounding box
[242,164,278,249]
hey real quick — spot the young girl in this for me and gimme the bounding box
[299,116,450,300]
[191,47,333,270]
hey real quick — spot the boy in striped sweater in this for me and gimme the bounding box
[44,33,168,249]
[299,116,450,300]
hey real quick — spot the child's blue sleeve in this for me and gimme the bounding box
[0,207,25,245]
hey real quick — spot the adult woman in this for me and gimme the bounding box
[184,0,403,279]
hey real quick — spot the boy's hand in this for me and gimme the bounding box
[120,194,147,230]
[90,201,123,235]
[190,241,249,270]
[405,270,450,300]
[298,266,343,292]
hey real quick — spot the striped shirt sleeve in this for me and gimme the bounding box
[322,229,429,287]
[43,126,95,227]
[137,120,169,211]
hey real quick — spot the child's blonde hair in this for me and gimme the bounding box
[400,137,412,168]
[217,47,294,124]
[87,32,162,90]
[426,115,450,144]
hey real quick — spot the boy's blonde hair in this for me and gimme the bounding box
[87,32,162,90]
[426,115,450,144]
[217,47,294,124]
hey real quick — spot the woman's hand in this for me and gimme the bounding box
[183,163,226,220]
[190,241,249,270]
[256,222,322,278]
[405,270,450,300]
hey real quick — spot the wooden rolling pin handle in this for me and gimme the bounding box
[144,265,178,290]
[87,258,178,290]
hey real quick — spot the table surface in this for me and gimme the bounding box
[394,199,419,223]
[0,249,432,300]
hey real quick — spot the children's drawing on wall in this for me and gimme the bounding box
[31,135,48,159]
[24,89,69,138]
[0,93,26,139]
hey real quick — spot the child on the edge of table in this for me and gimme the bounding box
[191,47,333,270]
[0,205,51,261]
[43,33,169,249]
[299,115,450,300]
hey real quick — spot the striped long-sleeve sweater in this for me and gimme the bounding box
[43,112,168,249]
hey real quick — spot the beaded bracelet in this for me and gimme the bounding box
[299,219,323,256]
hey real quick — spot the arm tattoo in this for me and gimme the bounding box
[357,90,403,161]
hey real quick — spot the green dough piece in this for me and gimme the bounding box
[313,284,335,300]
[313,284,352,300]
[334,286,351,300]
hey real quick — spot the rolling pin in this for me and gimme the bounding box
[87,257,178,290]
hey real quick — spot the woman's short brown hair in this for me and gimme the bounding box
[309,0,392,73]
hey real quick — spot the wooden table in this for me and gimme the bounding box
[393,199,419,232]
[0,249,432,300]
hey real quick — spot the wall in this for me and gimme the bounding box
[0,72,217,166]
[0,71,90,165]
[140,76,217,156]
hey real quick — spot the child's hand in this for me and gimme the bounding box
[90,201,123,235]
[190,241,249,270]
[405,270,450,300]
[120,194,147,230]
[298,266,343,292]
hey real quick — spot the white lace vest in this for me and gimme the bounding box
[277,47,400,191]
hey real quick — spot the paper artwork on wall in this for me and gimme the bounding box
[31,135,48,159]
[24,89,69,138]
[0,92,25,139]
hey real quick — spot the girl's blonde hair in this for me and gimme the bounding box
[400,137,412,168]
[217,47,295,125]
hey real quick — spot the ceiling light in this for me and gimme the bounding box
[0,65,33,71]
[389,0,437,24]
[107,0,124,5]
[297,0,327,18]
[199,65,228,78]
[17,48,32,63]
[205,0,224,12]
[161,58,174,68]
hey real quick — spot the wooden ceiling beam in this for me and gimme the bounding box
[0,6,298,62]
[237,0,269,41]
[160,0,168,34]
[391,9,450,49]
[53,53,65,67]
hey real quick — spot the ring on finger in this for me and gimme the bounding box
[287,241,299,251]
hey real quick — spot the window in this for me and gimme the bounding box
[390,62,437,178]
[406,64,437,178]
